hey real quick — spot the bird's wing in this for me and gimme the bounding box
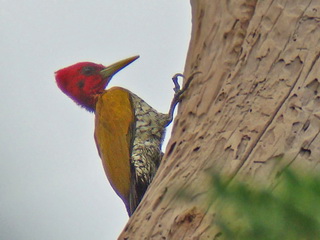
[94,87,134,214]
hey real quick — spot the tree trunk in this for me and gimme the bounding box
[119,0,320,239]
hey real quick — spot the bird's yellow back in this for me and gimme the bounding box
[94,87,133,210]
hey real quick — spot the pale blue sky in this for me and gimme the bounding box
[0,0,191,239]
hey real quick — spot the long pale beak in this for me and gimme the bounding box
[100,55,140,79]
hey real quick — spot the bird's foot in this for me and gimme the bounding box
[172,73,185,94]
[166,72,201,126]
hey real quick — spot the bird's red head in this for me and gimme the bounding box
[55,56,139,112]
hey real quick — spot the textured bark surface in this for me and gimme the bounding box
[119,0,320,239]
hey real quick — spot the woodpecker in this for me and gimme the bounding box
[55,56,191,216]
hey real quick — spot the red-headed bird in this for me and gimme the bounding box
[55,56,189,216]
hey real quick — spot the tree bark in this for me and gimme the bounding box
[119,0,320,239]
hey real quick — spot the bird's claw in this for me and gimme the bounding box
[166,71,201,126]
[172,73,185,94]
[171,71,201,100]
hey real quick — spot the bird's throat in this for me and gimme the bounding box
[77,93,99,112]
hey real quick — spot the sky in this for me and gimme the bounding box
[0,0,191,239]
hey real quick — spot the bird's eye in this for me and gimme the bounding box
[81,66,96,76]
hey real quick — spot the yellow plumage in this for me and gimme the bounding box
[94,86,169,216]
[94,87,133,209]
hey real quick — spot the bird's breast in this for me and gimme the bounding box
[129,92,169,186]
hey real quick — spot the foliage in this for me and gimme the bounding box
[211,168,320,240]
